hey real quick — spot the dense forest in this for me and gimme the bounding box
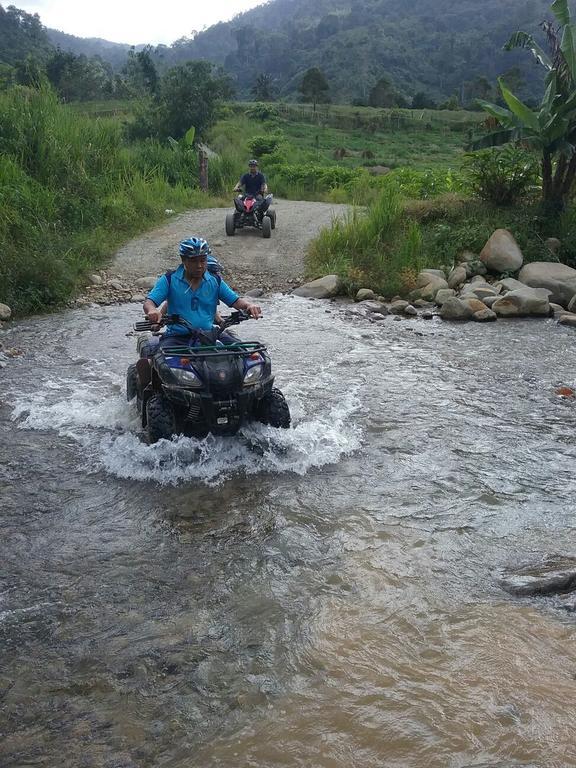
[161,0,552,102]
[0,0,554,103]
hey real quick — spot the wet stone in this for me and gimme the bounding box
[498,556,576,597]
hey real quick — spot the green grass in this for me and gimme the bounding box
[0,87,224,315]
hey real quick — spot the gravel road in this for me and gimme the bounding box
[111,199,350,294]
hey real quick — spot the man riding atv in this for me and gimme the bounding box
[234,159,270,215]
[143,236,261,348]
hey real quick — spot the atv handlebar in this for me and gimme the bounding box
[133,310,254,335]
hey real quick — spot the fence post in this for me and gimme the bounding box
[198,148,208,192]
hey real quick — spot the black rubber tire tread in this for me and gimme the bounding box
[261,215,272,238]
[258,388,290,428]
[268,209,277,229]
[126,364,138,401]
[225,213,235,236]
[146,395,175,443]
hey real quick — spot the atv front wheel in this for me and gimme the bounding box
[126,364,138,401]
[261,215,272,238]
[146,395,175,443]
[225,213,236,236]
[257,388,290,428]
[267,209,277,229]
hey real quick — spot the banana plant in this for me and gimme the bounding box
[472,0,576,211]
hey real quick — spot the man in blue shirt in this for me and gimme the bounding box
[143,237,261,346]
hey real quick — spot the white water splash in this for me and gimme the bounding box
[10,374,361,486]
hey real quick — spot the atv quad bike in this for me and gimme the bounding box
[127,311,290,443]
[225,194,276,238]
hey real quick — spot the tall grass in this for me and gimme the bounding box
[0,86,212,315]
[307,186,443,296]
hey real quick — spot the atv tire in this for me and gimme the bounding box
[261,215,272,238]
[257,388,290,428]
[267,209,277,229]
[146,395,175,443]
[225,213,236,236]
[126,364,138,401]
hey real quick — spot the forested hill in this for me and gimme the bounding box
[0,0,556,103]
[165,0,553,102]
[47,29,134,70]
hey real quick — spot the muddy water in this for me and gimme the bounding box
[1,296,576,768]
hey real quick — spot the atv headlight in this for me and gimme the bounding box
[243,364,263,386]
[172,368,202,387]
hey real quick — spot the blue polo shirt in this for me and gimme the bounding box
[146,265,239,335]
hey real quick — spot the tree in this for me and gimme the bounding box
[474,0,576,212]
[368,76,401,108]
[131,61,232,140]
[299,67,329,111]
[252,73,274,101]
[124,46,158,97]
[411,91,437,109]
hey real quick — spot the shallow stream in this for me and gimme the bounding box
[1,296,575,767]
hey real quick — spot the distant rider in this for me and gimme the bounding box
[234,159,270,216]
[143,237,261,349]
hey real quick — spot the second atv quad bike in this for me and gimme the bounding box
[225,194,276,238]
[127,311,290,443]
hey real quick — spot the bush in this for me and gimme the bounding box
[462,146,539,206]
[247,133,283,158]
[244,103,280,121]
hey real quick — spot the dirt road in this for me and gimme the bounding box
[111,199,350,294]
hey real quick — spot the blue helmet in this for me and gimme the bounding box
[179,236,211,259]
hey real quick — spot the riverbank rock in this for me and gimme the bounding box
[89,274,102,285]
[0,303,12,321]
[390,299,410,314]
[134,276,157,290]
[448,265,467,289]
[355,288,376,302]
[439,297,474,320]
[498,556,576,597]
[358,300,389,315]
[518,262,576,307]
[480,229,524,273]
[434,289,456,306]
[473,307,497,322]
[293,275,343,299]
[412,270,449,302]
[491,288,550,317]
[558,313,576,328]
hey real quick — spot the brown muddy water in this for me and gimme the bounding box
[1,295,575,768]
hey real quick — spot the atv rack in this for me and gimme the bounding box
[159,341,267,358]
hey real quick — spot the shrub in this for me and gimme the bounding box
[244,103,280,121]
[247,133,283,158]
[462,146,539,206]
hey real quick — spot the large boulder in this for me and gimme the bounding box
[518,262,576,307]
[0,303,12,321]
[134,276,158,290]
[495,277,529,294]
[439,297,474,320]
[480,229,524,273]
[448,265,467,289]
[434,289,456,306]
[558,313,576,328]
[293,275,343,299]
[413,270,449,301]
[355,288,376,302]
[491,289,549,317]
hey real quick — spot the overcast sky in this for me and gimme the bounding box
[16,0,267,45]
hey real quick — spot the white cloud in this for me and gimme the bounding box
[16,0,266,45]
